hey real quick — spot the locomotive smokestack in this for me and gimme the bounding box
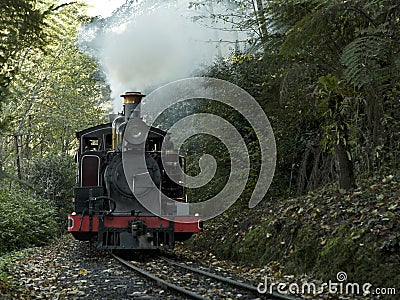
[120,92,145,122]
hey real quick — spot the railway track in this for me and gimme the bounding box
[112,253,302,300]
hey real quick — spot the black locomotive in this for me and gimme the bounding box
[68,92,202,250]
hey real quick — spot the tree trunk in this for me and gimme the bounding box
[14,135,22,180]
[0,136,3,171]
[335,142,355,191]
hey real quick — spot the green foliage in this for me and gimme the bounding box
[341,34,391,89]
[28,154,74,232]
[196,0,400,193]
[315,74,358,153]
[270,0,400,190]
[0,186,57,254]
[0,0,108,183]
[201,52,320,196]
[4,0,108,151]
[29,154,75,201]
[0,0,107,255]
[182,99,261,209]
[0,0,47,106]
[186,0,400,291]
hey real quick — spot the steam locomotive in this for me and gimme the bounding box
[67,92,202,250]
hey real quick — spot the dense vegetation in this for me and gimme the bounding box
[185,0,400,291]
[0,0,109,254]
[188,0,400,199]
[0,188,57,253]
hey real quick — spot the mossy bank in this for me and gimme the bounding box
[186,175,400,288]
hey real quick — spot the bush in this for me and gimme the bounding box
[28,154,75,233]
[0,186,57,254]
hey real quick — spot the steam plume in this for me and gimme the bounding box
[79,0,238,112]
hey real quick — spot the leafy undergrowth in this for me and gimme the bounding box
[0,186,58,254]
[186,174,400,294]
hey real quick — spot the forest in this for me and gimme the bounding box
[0,0,111,253]
[0,0,399,295]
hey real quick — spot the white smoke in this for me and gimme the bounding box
[79,0,240,112]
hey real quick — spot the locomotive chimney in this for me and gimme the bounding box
[120,92,145,122]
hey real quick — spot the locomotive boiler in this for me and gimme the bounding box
[67,92,202,250]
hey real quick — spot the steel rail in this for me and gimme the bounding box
[159,256,303,300]
[112,253,210,300]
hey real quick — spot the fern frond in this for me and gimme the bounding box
[341,32,390,88]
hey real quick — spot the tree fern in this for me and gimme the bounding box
[341,28,391,89]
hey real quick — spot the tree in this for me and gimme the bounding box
[266,0,400,190]
[0,0,109,181]
[0,0,47,128]
[199,0,400,194]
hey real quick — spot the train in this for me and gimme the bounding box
[67,92,202,250]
